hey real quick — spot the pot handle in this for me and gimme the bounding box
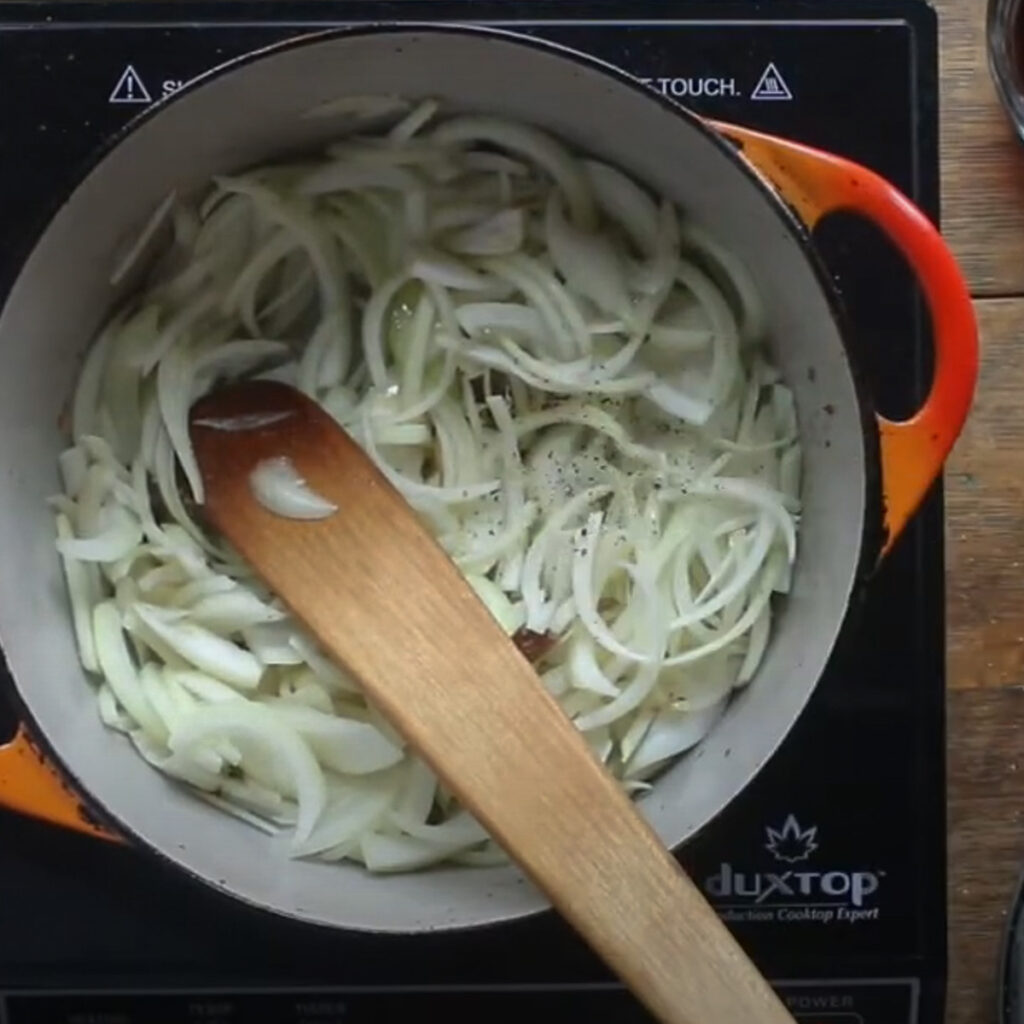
[0,724,119,839]
[711,121,978,558]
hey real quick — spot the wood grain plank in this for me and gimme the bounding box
[948,686,1024,1023]
[934,0,1024,297]
[938,3,1024,1020]
[947,298,1024,690]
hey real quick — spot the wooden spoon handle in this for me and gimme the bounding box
[317,577,789,1024]
[193,384,795,1024]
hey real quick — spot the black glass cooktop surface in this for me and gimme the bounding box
[0,2,943,1022]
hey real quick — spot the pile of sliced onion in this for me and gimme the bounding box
[52,98,802,873]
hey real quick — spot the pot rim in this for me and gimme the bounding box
[0,21,884,933]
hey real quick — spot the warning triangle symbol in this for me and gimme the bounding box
[109,65,152,105]
[751,63,793,101]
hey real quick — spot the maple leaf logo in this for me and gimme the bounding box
[764,815,819,864]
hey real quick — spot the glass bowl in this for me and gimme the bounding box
[989,0,1024,141]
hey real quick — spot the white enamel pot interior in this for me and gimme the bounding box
[0,27,877,932]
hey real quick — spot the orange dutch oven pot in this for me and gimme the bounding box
[0,27,977,934]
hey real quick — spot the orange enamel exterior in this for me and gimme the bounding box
[0,725,118,839]
[0,120,979,835]
[713,121,979,558]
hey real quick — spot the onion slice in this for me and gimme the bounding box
[53,98,802,875]
[170,702,327,847]
[249,456,338,521]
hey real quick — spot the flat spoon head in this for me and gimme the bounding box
[190,380,795,1024]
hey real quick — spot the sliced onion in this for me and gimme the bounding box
[277,670,334,714]
[583,160,659,256]
[568,634,620,698]
[170,701,326,847]
[445,209,524,256]
[93,601,168,741]
[410,248,492,291]
[242,621,304,666]
[625,699,726,777]
[545,193,630,319]
[360,831,479,874]
[249,456,337,521]
[454,302,542,340]
[387,808,488,847]
[58,445,88,498]
[389,98,440,143]
[56,504,143,563]
[54,514,101,673]
[292,776,399,858]
[431,115,595,227]
[259,701,405,775]
[170,668,247,704]
[187,588,285,633]
[132,602,264,689]
[465,573,524,636]
[110,191,177,287]
[56,100,802,876]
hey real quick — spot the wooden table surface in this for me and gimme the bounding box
[937,1,1024,1020]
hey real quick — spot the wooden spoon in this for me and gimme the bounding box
[190,380,796,1024]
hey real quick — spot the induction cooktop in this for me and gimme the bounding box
[0,3,944,1022]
